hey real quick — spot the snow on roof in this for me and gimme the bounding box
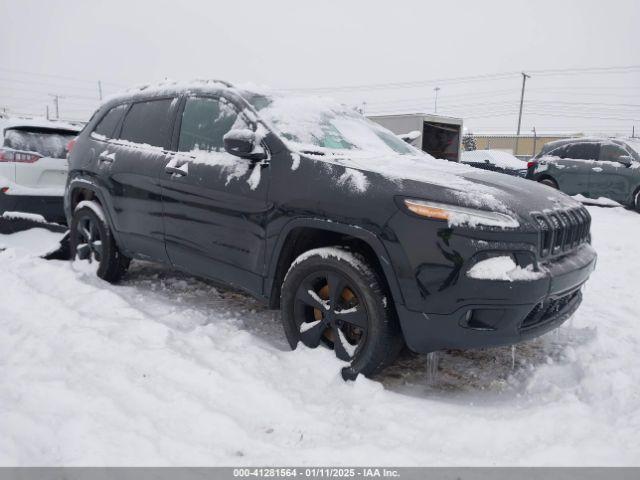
[461,150,526,169]
[102,78,237,106]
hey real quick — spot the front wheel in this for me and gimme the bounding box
[280,247,403,380]
[70,201,129,282]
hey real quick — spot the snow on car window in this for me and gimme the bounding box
[3,128,75,159]
[242,93,415,155]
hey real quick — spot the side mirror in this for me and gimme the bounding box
[617,155,634,167]
[397,130,421,144]
[223,129,267,161]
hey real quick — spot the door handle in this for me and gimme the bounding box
[98,152,115,164]
[165,162,189,177]
[165,166,187,176]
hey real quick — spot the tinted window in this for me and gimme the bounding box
[547,144,568,157]
[3,128,76,158]
[119,98,174,147]
[599,144,629,163]
[564,142,600,160]
[178,97,249,152]
[93,104,128,138]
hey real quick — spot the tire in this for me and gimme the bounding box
[633,188,640,213]
[539,178,558,189]
[280,246,403,380]
[70,201,129,282]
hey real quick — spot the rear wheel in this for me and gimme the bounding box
[539,178,558,189]
[70,202,129,282]
[280,247,403,380]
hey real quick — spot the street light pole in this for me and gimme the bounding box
[434,86,440,113]
[514,72,530,156]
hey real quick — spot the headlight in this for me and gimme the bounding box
[403,198,519,228]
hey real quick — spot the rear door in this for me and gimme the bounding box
[100,97,180,261]
[160,94,271,295]
[553,142,599,196]
[589,143,635,202]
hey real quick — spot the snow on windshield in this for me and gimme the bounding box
[244,94,415,155]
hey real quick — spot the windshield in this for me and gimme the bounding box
[3,128,76,159]
[242,93,416,155]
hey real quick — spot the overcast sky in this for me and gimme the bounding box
[1,0,639,134]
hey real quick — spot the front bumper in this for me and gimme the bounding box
[396,243,597,353]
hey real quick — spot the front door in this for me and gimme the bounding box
[588,143,635,203]
[160,95,271,295]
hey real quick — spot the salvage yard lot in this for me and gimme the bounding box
[1,205,639,466]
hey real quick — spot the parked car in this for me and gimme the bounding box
[65,80,596,380]
[0,118,81,223]
[526,137,640,211]
[461,149,527,177]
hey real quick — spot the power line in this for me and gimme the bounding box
[282,64,640,94]
[0,66,126,88]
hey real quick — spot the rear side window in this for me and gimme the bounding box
[178,97,248,152]
[3,128,76,159]
[564,142,600,160]
[118,98,174,148]
[93,104,128,138]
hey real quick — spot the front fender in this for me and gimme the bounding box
[264,217,405,307]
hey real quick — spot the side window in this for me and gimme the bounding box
[599,144,629,162]
[118,98,174,148]
[548,145,568,158]
[178,97,249,153]
[564,142,600,161]
[92,104,128,138]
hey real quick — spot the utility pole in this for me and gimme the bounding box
[633,126,636,138]
[46,105,50,120]
[98,80,103,101]
[532,126,537,157]
[514,72,530,156]
[434,87,441,113]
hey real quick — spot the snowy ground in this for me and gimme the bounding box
[1,206,639,466]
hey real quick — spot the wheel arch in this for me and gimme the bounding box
[66,178,123,245]
[265,219,404,310]
[537,174,559,188]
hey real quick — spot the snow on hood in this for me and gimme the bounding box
[462,150,527,170]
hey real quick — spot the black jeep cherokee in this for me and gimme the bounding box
[65,80,597,379]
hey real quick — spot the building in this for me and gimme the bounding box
[369,113,464,161]
[471,132,583,159]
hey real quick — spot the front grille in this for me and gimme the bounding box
[520,290,582,330]
[532,207,591,258]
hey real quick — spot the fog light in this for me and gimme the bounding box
[460,309,506,331]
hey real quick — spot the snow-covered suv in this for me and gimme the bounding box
[0,118,80,223]
[65,80,597,379]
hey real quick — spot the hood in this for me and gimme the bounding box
[312,150,581,230]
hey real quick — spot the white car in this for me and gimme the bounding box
[0,117,81,224]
